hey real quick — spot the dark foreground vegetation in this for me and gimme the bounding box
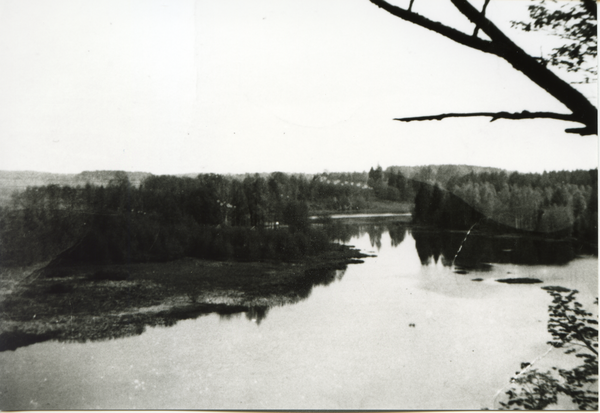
[498,287,598,410]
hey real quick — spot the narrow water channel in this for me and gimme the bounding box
[0,223,596,409]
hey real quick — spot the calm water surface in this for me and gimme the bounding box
[0,223,597,410]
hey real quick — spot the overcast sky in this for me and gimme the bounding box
[0,0,597,175]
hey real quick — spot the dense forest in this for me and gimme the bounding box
[0,171,384,267]
[408,168,597,244]
[0,165,596,267]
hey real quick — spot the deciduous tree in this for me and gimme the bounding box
[369,0,597,135]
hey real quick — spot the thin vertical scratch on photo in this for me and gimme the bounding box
[451,220,480,268]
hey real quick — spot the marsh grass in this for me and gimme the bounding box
[0,244,366,351]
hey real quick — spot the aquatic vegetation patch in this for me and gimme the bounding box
[495,278,543,284]
[0,244,367,351]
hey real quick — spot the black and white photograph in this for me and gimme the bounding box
[0,0,597,410]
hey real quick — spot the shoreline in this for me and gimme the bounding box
[0,243,371,352]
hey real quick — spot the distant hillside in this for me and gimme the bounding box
[0,170,78,188]
[0,170,152,189]
[74,171,153,186]
[0,170,153,206]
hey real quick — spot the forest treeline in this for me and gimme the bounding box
[5,171,381,226]
[407,168,598,243]
[362,165,597,245]
[0,166,597,266]
[0,171,383,266]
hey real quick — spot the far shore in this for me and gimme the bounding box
[309,201,412,217]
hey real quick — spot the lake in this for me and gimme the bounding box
[0,220,597,410]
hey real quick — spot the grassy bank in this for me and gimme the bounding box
[0,244,369,351]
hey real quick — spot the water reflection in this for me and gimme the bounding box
[388,225,407,247]
[326,222,408,251]
[324,220,587,270]
[411,229,584,269]
[368,227,383,250]
[244,306,270,325]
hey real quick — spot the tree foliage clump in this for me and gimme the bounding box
[512,0,597,77]
[499,287,598,410]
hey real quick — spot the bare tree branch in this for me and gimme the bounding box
[368,0,598,135]
[368,0,494,53]
[447,0,597,133]
[395,111,578,123]
[564,125,597,136]
[472,0,490,38]
[395,111,593,135]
